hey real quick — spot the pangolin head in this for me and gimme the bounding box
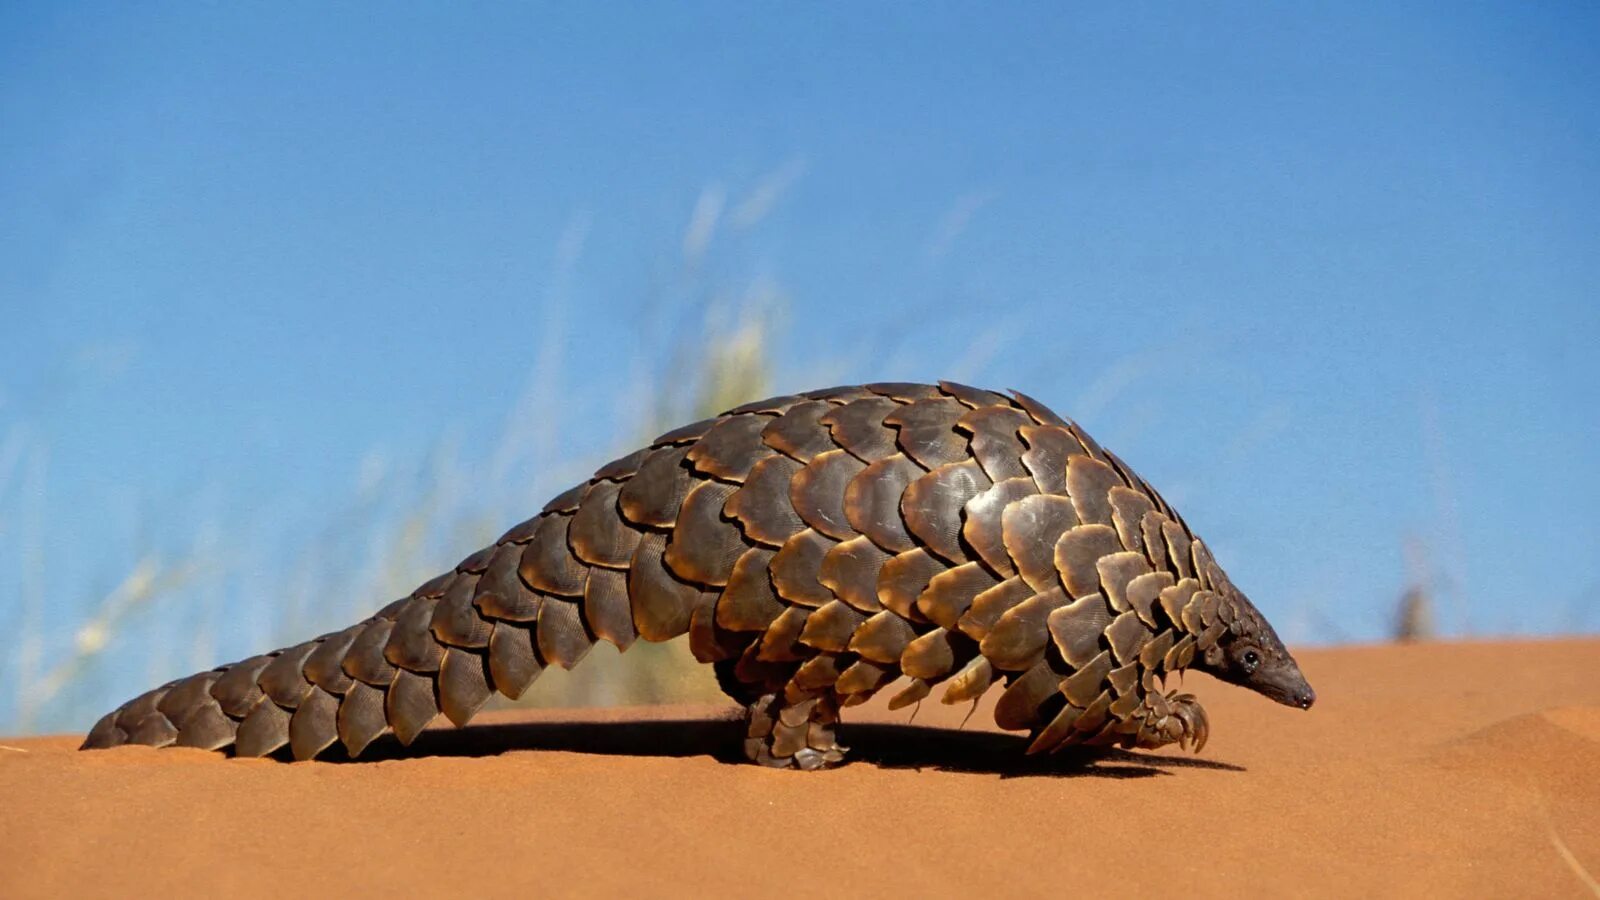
[1195,578,1316,711]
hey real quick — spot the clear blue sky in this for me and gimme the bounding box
[2,0,1597,701]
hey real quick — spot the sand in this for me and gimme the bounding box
[2,638,1597,898]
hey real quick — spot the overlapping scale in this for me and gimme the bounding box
[884,397,969,469]
[994,661,1058,730]
[437,647,492,726]
[1066,455,1123,525]
[817,536,889,613]
[686,414,773,482]
[384,596,444,673]
[724,455,805,546]
[797,600,868,653]
[820,396,900,461]
[663,480,744,586]
[957,577,1033,640]
[790,449,865,540]
[628,532,699,641]
[1096,551,1154,613]
[1009,390,1069,427]
[1054,524,1123,598]
[901,460,990,564]
[1002,494,1080,592]
[961,476,1038,576]
[715,547,785,633]
[617,445,693,528]
[1018,425,1081,495]
[957,406,1031,482]
[916,562,1000,629]
[876,548,945,620]
[844,454,922,553]
[761,400,837,462]
[537,596,593,670]
[979,587,1069,671]
[770,529,837,608]
[941,655,995,705]
[518,515,588,597]
[430,574,493,648]
[938,380,1008,409]
[568,481,641,568]
[847,610,916,663]
[1047,592,1113,669]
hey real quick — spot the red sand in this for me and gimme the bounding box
[3,639,1597,898]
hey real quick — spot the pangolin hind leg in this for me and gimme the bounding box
[714,657,849,770]
[741,691,847,770]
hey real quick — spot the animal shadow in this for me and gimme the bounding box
[322,716,1244,778]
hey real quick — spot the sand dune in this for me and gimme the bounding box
[2,638,1596,898]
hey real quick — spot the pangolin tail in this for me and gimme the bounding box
[80,513,634,760]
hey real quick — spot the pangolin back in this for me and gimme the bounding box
[82,381,1312,769]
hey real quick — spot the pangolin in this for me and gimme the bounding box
[82,381,1315,769]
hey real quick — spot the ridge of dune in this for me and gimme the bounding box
[1425,705,1600,800]
[2,638,1598,899]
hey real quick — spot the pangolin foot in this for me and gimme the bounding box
[1135,691,1210,753]
[741,693,849,770]
[1099,690,1211,754]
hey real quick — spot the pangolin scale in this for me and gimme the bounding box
[82,381,1314,769]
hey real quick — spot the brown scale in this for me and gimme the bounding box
[715,547,785,633]
[901,460,991,564]
[83,381,1312,771]
[962,476,1038,576]
[844,454,922,553]
[725,455,805,546]
[957,577,1033,640]
[568,481,641,568]
[865,382,943,402]
[820,397,900,462]
[876,548,945,621]
[883,397,970,469]
[917,562,1000,629]
[816,536,889,613]
[956,405,1033,483]
[1003,494,1079,592]
[938,380,1009,410]
[431,575,493,649]
[770,529,837,608]
[797,601,867,653]
[686,414,775,483]
[664,480,744,585]
[846,610,916,664]
[980,587,1070,671]
[789,450,865,541]
[1018,425,1081,495]
[761,401,837,462]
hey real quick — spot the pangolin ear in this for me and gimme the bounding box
[1202,643,1226,668]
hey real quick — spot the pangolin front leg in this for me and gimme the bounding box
[1099,690,1211,753]
[82,380,1311,766]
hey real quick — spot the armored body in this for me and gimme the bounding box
[83,381,1314,769]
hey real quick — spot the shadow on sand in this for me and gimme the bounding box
[319,716,1245,778]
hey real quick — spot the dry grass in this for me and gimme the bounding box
[2,182,810,735]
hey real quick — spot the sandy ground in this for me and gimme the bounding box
[2,638,1597,899]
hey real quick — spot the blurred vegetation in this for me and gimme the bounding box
[2,184,806,735]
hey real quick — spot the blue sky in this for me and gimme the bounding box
[2,1,1597,720]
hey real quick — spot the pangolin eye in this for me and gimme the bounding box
[1242,649,1261,671]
